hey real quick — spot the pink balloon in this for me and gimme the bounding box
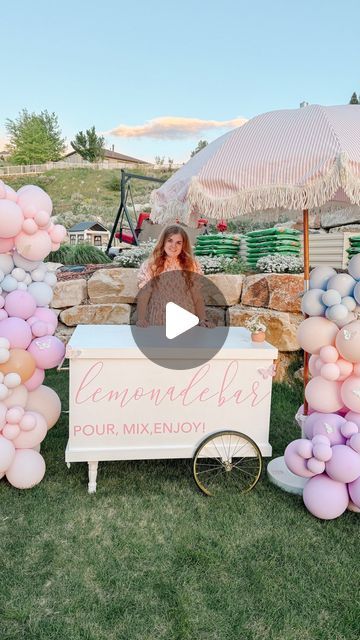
[34,210,50,227]
[297,317,338,355]
[0,310,8,321]
[336,321,360,363]
[22,219,38,235]
[15,230,52,261]
[341,421,359,438]
[305,377,343,413]
[345,411,360,428]
[24,367,45,391]
[31,320,48,338]
[303,412,325,439]
[307,457,325,474]
[4,290,36,320]
[6,406,25,424]
[341,376,360,412]
[12,411,47,448]
[303,474,349,519]
[4,185,18,202]
[309,355,319,376]
[33,307,58,330]
[312,443,332,462]
[0,201,24,237]
[25,384,61,429]
[0,237,15,252]
[17,186,52,215]
[312,414,346,445]
[3,384,28,409]
[319,345,339,363]
[326,444,360,483]
[6,448,45,488]
[0,181,5,198]
[49,224,66,243]
[51,242,60,252]
[0,317,32,349]
[0,401,7,428]
[27,335,65,369]
[284,440,316,478]
[348,475,360,508]
[0,435,15,473]
[320,363,340,381]
[2,423,20,440]
[349,432,360,453]
[19,412,36,431]
[337,359,353,381]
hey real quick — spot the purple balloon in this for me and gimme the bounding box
[0,317,32,349]
[312,414,347,445]
[4,290,36,320]
[303,474,349,519]
[348,475,360,508]
[325,444,360,483]
[284,440,316,478]
[27,335,65,369]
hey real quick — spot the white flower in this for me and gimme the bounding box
[256,254,303,273]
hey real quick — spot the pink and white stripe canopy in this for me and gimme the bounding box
[150,104,360,225]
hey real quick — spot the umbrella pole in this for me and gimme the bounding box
[303,209,310,415]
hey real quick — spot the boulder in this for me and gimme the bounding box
[52,279,88,309]
[60,304,131,326]
[55,323,76,344]
[88,268,139,304]
[229,305,302,351]
[321,208,360,229]
[241,274,303,312]
[203,274,243,306]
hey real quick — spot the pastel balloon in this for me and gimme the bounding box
[22,219,38,235]
[31,321,48,337]
[322,289,341,307]
[303,474,349,519]
[12,411,47,448]
[0,180,5,198]
[0,317,32,349]
[305,377,343,413]
[348,475,360,508]
[336,321,360,362]
[3,384,28,408]
[4,185,17,202]
[310,266,336,290]
[301,289,326,316]
[309,355,319,376]
[6,406,25,424]
[43,272,57,287]
[2,423,20,439]
[320,363,340,380]
[33,307,58,330]
[0,254,14,275]
[0,435,16,473]
[297,317,338,355]
[0,348,36,383]
[325,303,348,324]
[0,200,23,237]
[27,282,53,307]
[34,210,50,227]
[2,275,18,293]
[20,412,36,431]
[25,384,61,429]
[302,412,324,439]
[51,242,60,252]
[31,267,45,282]
[27,335,65,369]
[353,282,360,305]
[6,448,46,489]
[341,296,357,312]
[24,367,45,391]
[337,359,353,381]
[17,185,52,216]
[325,444,360,483]
[49,224,66,243]
[4,373,21,389]
[312,414,346,445]
[348,254,360,280]
[307,457,326,474]
[284,440,316,478]
[340,420,359,438]
[319,345,338,363]
[12,251,41,272]
[15,230,52,262]
[0,348,10,364]
[349,433,360,454]
[327,273,356,297]
[0,402,7,428]
[341,376,360,412]
[312,443,332,462]
[11,267,26,282]
[5,285,36,320]
[0,238,15,253]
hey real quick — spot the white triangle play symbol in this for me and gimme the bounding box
[165,302,199,339]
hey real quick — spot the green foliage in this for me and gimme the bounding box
[349,92,359,104]
[190,139,208,157]
[46,243,111,264]
[71,126,105,162]
[5,109,65,164]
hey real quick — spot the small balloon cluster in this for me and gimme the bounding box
[0,180,66,489]
[284,254,360,518]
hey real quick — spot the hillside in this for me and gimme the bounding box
[5,166,174,230]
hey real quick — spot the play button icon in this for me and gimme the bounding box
[131,269,229,370]
[165,302,199,339]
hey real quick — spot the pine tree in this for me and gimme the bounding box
[349,92,359,104]
[71,126,105,162]
[190,140,208,158]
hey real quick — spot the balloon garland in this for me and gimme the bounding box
[0,180,66,489]
[285,254,360,518]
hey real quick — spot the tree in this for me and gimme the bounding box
[190,139,208,158]
[349,92,359,104]
[5,109,66,165]
[71,126,105,162]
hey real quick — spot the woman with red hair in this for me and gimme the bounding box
[136,224,207,327]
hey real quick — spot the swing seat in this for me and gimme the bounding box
[115,212,150,244]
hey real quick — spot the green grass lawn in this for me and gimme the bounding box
[0,373,359,640]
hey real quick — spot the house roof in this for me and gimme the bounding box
[64,148,149,164]
[67,221,109,232]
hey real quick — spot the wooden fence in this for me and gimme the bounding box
[0,161,181,177]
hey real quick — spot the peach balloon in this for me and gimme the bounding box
[0,201,24,237]
[341,376,360,412]
[3,384,28,408]
[320,363,340,381]
[0,435,15,473]
[309,355,319,376]
[4,185,18,202]
[0,348,36,383]
[12,412,47,448]
[305,377,343,412]
[337,359,353,381]
[297,317,338,355]
[17,186,52,215]
[336,321,360,363]
[15,230,52,262]
[49,224,66,243]
[25,384,61,429]
[319,345,339,363]
[6,448,46,489]
[0,237,15,252]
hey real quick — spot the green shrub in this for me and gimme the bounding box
[46,243,111,265]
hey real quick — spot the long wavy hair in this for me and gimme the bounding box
[149,225,197,288]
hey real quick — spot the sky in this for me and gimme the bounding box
[1,0,360,163]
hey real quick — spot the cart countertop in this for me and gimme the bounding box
[66,325,278,361]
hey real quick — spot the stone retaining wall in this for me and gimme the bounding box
[52,268,304,381]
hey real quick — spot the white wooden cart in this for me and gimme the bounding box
[65,325,277,494]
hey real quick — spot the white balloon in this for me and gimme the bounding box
[17,282,28,291]
[43,272,57,287]
[31,268,45,282]
[2,275,17,292]
[0,384,9,400]
[24,274,32,286]
[27,282,53,307]
[0,254,14,275]
[11,267,26,281]
[0,348,9,363]
[0,337,10,349]
[12,251,41,272]
[4,373,21,388]
[0,270,4,282]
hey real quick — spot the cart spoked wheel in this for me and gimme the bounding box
[193,430,262,496]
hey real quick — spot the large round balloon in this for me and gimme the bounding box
[305,377,343,413]
[297,317,338,355]
[310,266,336,290]
[336,321,360,362]
[325,444,360,483]
[327,273,356,297]
[348,475,360,508]
[24,367,45,391]
[17,185,52,215]
[0,200,23,237]
[4,290,36,320]
[6,448,45,489]
[341,375,360,412]
[27,335,65,370]
[303,474,349,519]
[12,412,47,449]
[25,384,61,428]
[27,282,53,307]
[312,414,346,445]
[0,254,14,275]
[0,317,32,349]
[12,251,41,272]
[284,439,315,478]
[0,435,16,473]
[0,348,36,383]
[15,230,52,262]
[301,289,326,316]
[3,384,28,408]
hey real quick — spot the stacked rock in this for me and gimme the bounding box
[0,180,66,489]
[284,255,360,518]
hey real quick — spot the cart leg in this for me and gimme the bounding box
[88,461,98,494]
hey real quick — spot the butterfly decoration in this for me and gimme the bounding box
[323,422,334,434]
[343,329,357,341]
[35,339,51,351]
[258,364,276,379]
[65,346,82,359]
[352,388,360,398]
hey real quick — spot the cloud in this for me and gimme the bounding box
[106,116,247,140]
